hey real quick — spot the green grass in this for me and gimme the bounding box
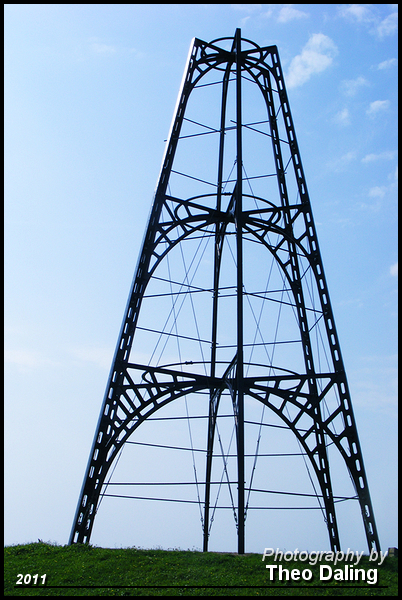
[4,543,398,596]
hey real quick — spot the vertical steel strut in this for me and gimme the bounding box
[69,29,380,555]
[234,28,245,555]
[203,38,234,553]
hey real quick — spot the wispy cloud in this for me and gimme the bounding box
[5,349,61,371]
[340,76,369,96]
[338,4,398,38]
[366,100,390,116]
[390,262,398,277]
[286,33,338,89]
[377,58,398,70]
[333,107,350,126]
[360,167,398,212]
[326,150,357,172]
[351,354,398,415]
[87,37,143,59]
[338,4,374,23]
[361,166,398,210]
[362,151,397,163]
[69,346,112,370]
[368,186,387,199]
[89,38,117,56]
[231,3,308,22]
[377,11,398,38]
[230,4,263,13]
[277,5,309,23]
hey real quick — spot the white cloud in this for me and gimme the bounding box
[361,151,397,163]
[362,165,398,207]
[340,150,357,163]
[338,4,374,23]
[366,100,390,116]
[286,33,338,89]
[390,262,398,277]
[340,76,369,96]
[230,4,263,12]
[69,346,112,370]
[231,3,309,21]
[5,349,60,370]
[326,150,357,172]
[368,186,387,199]
[89,39,117,55]
[377,58,398,70]
[377,11,398,38]
[277,5,309,23]
[333,108,350,126]
[351,355,398,414]
[338,5,398,38]
[86,37,143,59]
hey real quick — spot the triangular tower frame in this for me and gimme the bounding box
[69,30,380,554]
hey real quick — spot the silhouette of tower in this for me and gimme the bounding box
[69,30,380,554]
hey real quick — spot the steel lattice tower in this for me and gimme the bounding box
[69,30,380,554]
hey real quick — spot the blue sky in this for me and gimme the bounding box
[5,4,397,555]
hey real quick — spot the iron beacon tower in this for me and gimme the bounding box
[69,30,380,555]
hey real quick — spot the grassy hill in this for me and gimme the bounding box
[4,542,398,596]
